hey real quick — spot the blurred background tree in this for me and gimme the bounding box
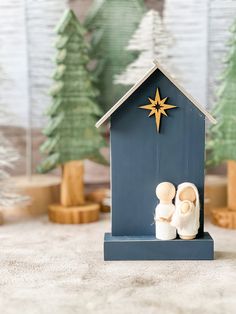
[207,20,236,166]
[114,9,175,87]
[0,67,28,208]
[85,0,146,111]
[38,9,107,174]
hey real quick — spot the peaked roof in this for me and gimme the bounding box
[96,60,216,127]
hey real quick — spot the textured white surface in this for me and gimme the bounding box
[0,212,235,314]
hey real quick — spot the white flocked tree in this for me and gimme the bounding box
[114,10,176,86]
[0,67,28,207]
[0,115,28,207]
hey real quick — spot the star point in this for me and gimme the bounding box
[139,88,177,132]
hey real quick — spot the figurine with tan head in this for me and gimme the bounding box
[155,182,176,240]
[171,183,200,240]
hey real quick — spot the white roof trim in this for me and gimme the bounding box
[96,60,216,128]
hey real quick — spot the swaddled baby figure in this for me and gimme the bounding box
[171,182,200,240]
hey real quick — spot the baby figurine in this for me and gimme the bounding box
[155,182,176,240]
[171,183,200,240]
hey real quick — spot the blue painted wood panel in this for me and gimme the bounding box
[104,232,214,260]
[111,68,205,236]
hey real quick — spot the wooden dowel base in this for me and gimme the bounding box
[48,202,100,224]
[211,207,236,229]
[61,160,85,207]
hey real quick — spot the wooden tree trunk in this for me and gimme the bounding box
[211,161,236,229]
[204,175,227,216]
[227,160,236,211]
[49,160,100,224]
[60,160,85,207]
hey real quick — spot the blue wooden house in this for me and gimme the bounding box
[96,61,215,261]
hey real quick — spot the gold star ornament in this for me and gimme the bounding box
[139,88,177,132]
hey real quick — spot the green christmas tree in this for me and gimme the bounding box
[38,9,107,174]
[207,20,236,165]
[207,20,236,227]
[85,0,146,111]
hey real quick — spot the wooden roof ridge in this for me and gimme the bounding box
[96,60,216,128]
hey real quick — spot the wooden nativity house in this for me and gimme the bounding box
[96,60,216,261]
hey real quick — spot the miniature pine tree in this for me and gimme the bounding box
[207,20,236,165]
[38,9,107,175]
[114,10,175,86]
[85,0,146,111]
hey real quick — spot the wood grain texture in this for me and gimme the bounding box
[211,208,236,229]
[61,161,85,207]
[227,160,236,211]
[111,68,205,237]
[48,202,100,224]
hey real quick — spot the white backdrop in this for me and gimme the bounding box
[0,0,66,128]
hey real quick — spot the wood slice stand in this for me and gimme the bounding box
[211,208,236,229]
[211,161,236,229]
[13,175,60,216]
[49,161,100,224]
[87,188,110,212]
[49,202,100,224]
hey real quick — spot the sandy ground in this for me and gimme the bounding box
[0,212,235,314]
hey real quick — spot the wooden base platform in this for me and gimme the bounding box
[49,202,100,224]
[104,232,214,261]
[211,207,236,229]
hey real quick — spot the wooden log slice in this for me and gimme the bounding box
[0,211,4,225]
[211,207,236,229]
[87,188,110,212]
[13,175,60,216]
[204,175,227,216]
[48,202,100,224]
[101,204,110,213]
[227,161,236,211]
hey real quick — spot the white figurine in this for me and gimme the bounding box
[171,182,200,240]
[155,182,176,240]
